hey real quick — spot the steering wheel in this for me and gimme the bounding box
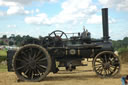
[49,30,68,39]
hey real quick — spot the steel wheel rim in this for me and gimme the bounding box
[49,30,68,39]
[13,44,51,81]
[93,51,120,77]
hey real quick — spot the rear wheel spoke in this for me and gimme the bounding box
[36,55,44,61]
[16,65,26,70]
[38,57,47,62]
[39,65,47,69]
[37,64,46,72]
[35,50,42,58]
[21,51,27,57]
[27,69,32,78]
[37,69,42,76]
[31,70,34,79]
[22,56,29,62]
[33,51,37,59]
[15,59,27,64]
[24,68,29,75]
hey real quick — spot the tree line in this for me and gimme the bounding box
[0,34,128,50]
[0,34,33,46]
[112,37,128,50]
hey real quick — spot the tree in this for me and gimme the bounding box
[2,35,7,39]
[112,37,128,50]
[9,34,15,39]
[9,41,14,46]
[0,40,4,45]
[15,35,22,46]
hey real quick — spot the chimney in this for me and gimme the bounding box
[102,8,110,42]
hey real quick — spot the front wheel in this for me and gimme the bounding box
[13,44,52,82]
[93,51,121,78]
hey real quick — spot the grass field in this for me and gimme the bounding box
[0,50,127,85]
[0,49,7,72]
[0,62,128,85]
[0,50,7,57]
[0,64,7,72]
[0,50,7,62]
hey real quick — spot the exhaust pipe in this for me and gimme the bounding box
[102,8,110,42]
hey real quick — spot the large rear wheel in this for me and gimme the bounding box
[13,44,52,82]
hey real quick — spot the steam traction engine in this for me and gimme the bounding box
[7,8,121,82]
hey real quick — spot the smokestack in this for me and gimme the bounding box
[102,8,109,42]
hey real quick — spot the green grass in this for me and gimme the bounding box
[0,50,7,56]
[118,47,128,54]
[0,64,7,72]
[0,50,7,62]
[0,50,7,72]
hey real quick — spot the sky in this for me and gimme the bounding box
[0,0,128,40]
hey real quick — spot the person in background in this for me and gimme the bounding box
[125,75,128,85]
[122,75,128,85]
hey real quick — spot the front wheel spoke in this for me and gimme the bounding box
[104,54,107,63]
[95,64,102,67]
[104,69,108,75]
[107,69,110,74]
[99,57,104,62]
[110,65,116,68]
[100,68,103,74]
[108,68,114,75]
[98,67,103,74]
[110,57,115,62]
[113,62,120,66]
[96,66,102,72]
[95,60,102,64]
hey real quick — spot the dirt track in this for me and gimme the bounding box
[0,63,128,85]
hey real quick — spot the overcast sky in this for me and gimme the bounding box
[0,0,128,40]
